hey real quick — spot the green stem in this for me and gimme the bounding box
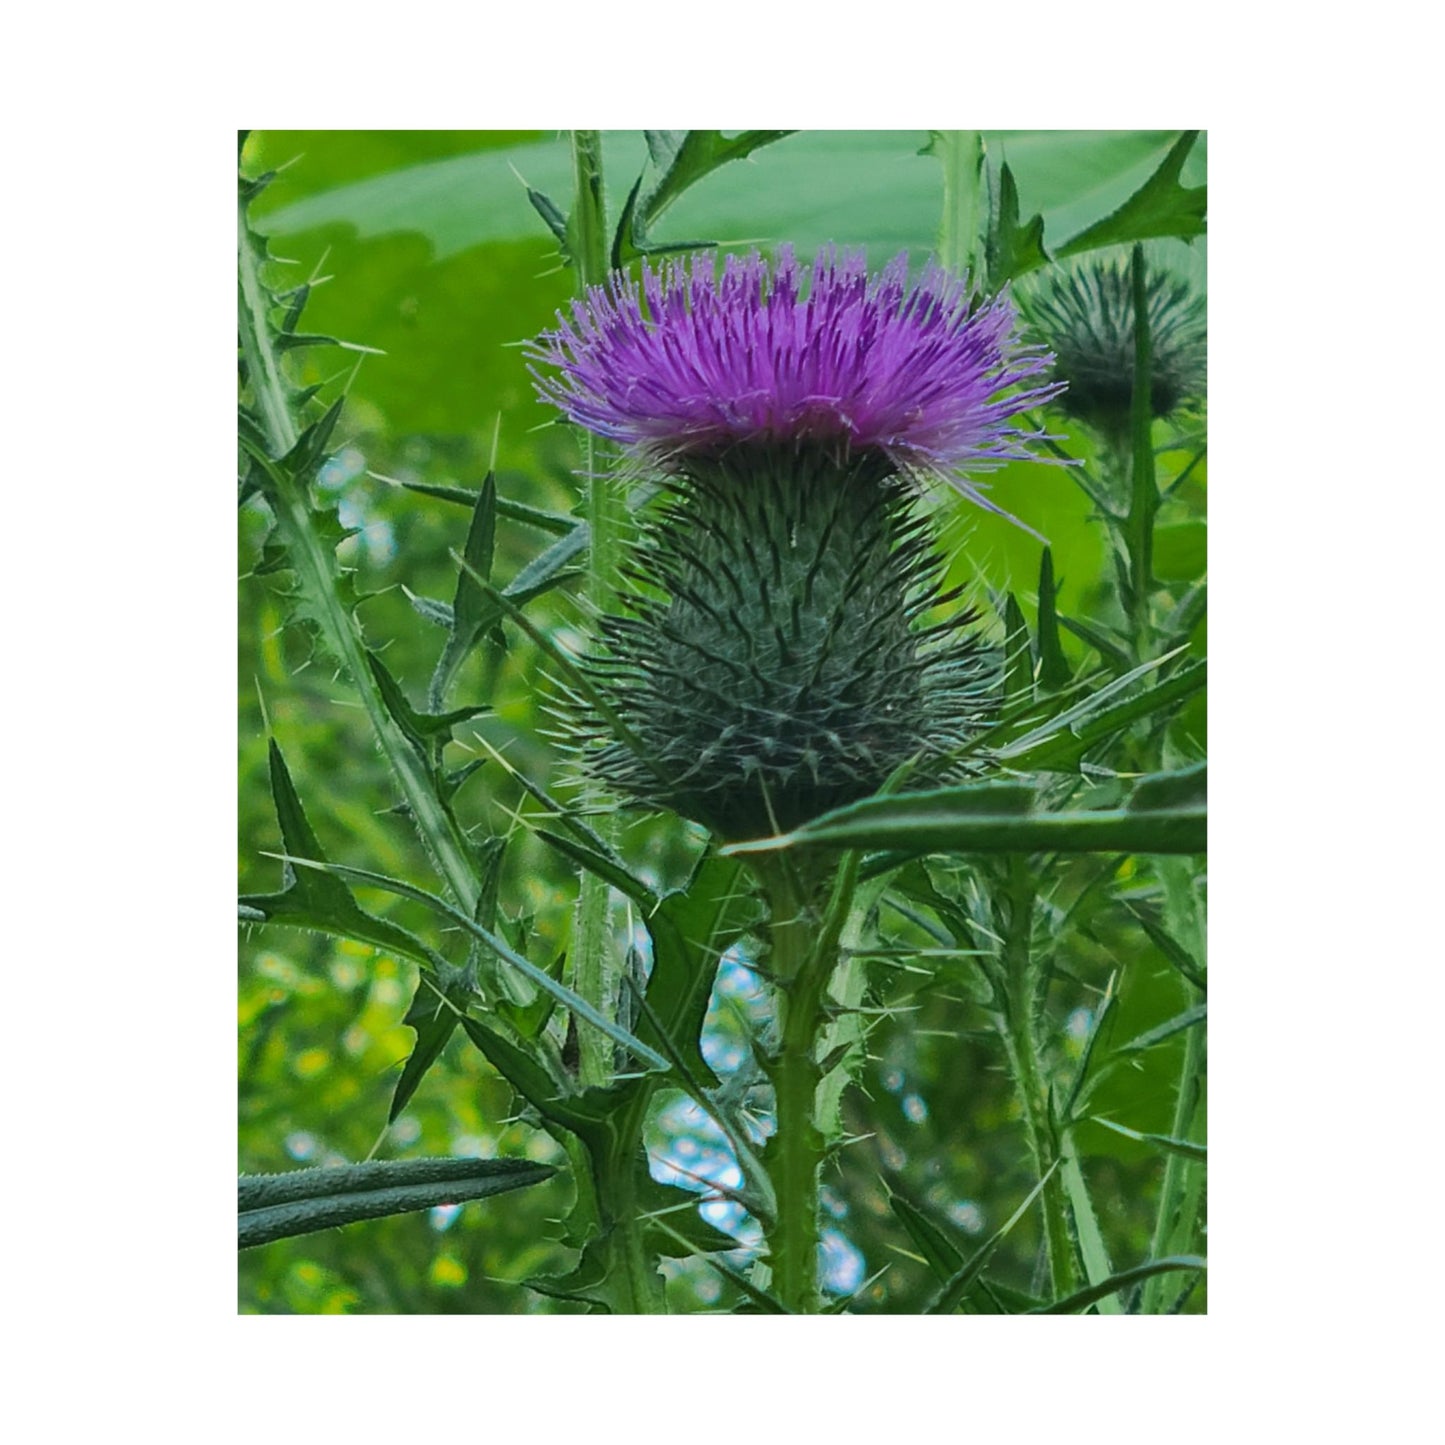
[237,195,484,927]
[1124,243,1158,661]
[997,855,1080,1300]
[1139,991,1205,1312]
[566,129,624,1089]
[932,130,984,279]
[1140,859,1206,1312]
[753,852,846,1313]
[559,132,665,1315]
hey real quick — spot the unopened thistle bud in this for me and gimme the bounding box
[531,246,1061,840]
[1020,254,1206,438]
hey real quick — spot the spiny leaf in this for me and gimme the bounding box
[1125,244,1158,606]
[641,855,752,1089]
[390,968,469,1123]
[1090,1116,1207,1162]
[527,186,570,252]
[1116,1003,1207,1056]
[1057,131,1206,258]
[536,829,657,912]
[284,856,672,1072]
[389,838,504,1122]
[1027,1254,1206,1314]
[405,591,455,630]
[238,1156,555,1249]
[458,1014,611,1142]
[1035,548,1071,690]
[1126,901,1208,991]
[387,474,575,534]
[889,1191,966,1282]
[925,1164,1059,1314]
[365,650,490,757]
[726,764,1206,859]
[1002,592,1033,713]
[429,472,499,708]
[985,159,1050,286]
[1059,613,1133,672]
[615,130,796,266]
[994,654,1206,772]
[239,739,444,973]
[1060,1147,1121,1314]
[708,1258,792,1314]
[639,1177,742,1257]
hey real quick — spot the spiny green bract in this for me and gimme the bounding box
[579,445,997,841]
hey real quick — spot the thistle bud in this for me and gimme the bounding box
[1020,254,1206,438]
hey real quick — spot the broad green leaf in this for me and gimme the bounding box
[1057,131,1206,258]
[726,764,1206,858]
[260,131,1199,272]
[238,1156,555,1249]
[1027,1254,1205,1315]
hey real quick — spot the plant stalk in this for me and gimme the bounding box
[558,131,666,1315]
[932,130,984,279]
[238,196,485,927]
[566,129,625,1089]
[996,855,1080,1300]
[754,852,847,1313]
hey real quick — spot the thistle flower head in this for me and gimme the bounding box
[1021,254,1206,435]
[530,245,1060,508]
[529,247,1050,841]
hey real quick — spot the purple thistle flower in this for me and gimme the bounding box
[530,245,1062,519]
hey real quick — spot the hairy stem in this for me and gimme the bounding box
[996,855,1080,1301]
[559,132,666,1315]
[932,130,984,279]
[567,129,624,1089]
[754,851,850,1313]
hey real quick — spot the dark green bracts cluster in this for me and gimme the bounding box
[579,443,995,841]
[1022,256,1206,436]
